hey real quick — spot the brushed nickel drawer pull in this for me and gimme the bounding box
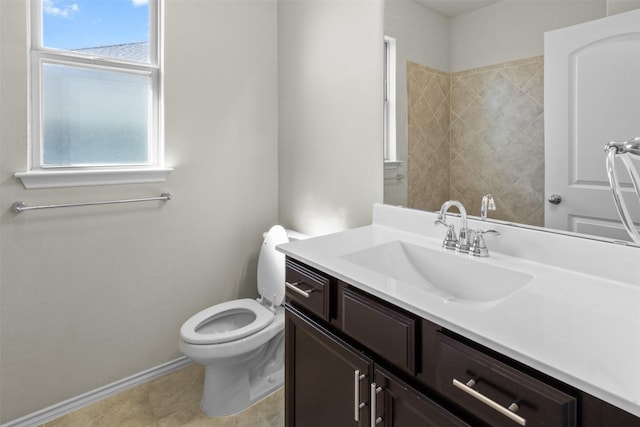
[452,378,527,426]
[354,370,367,421]
[370,383,383,426]
[285,281,314,298]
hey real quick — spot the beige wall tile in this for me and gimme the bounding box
[407,61,451,212]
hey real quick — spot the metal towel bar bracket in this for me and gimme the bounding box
[384,174,406,181]
[10,192,171,214]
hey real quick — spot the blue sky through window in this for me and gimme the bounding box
[42,0,149,50]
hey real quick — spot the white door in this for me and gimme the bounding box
[545,8,640,241]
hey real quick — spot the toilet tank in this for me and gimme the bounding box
[284,229,308,242]
[262,229,308,242]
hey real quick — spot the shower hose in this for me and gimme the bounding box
[604,136,640,244]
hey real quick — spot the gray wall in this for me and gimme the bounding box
[384,0,450,207]
[0,0,279,422]
[1,0,385,423]
[278,0,384,236]
[449,1,606,71]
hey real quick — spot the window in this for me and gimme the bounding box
[383,36,399,169]
[17,0,171,188]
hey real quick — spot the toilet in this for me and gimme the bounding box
[179,225,290,417]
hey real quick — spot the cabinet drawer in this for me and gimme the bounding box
[436,333,577,427]
[341,287,417,374]
[285,258,330,321]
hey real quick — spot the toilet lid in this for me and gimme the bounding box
[257,225,289,306]
[180,298,274,344]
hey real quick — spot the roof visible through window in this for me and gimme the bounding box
[42,0,150,62]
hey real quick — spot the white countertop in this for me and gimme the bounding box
[277,204,640,418]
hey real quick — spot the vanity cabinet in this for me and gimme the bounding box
[284,257,640,427]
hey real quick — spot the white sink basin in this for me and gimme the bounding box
[341,241,534,303]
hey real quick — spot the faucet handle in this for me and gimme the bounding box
[435,219,458,250]
[470,229,500,257]
[443,226,458,250]
[434,213,448,226]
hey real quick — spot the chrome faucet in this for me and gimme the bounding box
[480,194,496,220]
[435,200,472,253]
[436,199,501,257]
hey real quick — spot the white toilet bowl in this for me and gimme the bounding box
[179,225,290,417]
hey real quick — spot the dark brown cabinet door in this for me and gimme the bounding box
[286,305,372,427]
[372,366,471,427]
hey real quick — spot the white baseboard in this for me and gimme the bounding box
[1,356,192,427]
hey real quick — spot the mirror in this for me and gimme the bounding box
[383,0,640,241]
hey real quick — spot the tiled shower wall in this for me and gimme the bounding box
[407,62,451,212]
[407,56,544,226]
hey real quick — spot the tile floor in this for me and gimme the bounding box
[40,364,284,427]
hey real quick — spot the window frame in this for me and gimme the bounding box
[17,0,171,189]
[383,35,400,169]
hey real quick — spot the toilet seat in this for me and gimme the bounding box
[180,299,274,345]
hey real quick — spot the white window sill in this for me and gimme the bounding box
[384,160,404,170]
[15,167,173,189]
